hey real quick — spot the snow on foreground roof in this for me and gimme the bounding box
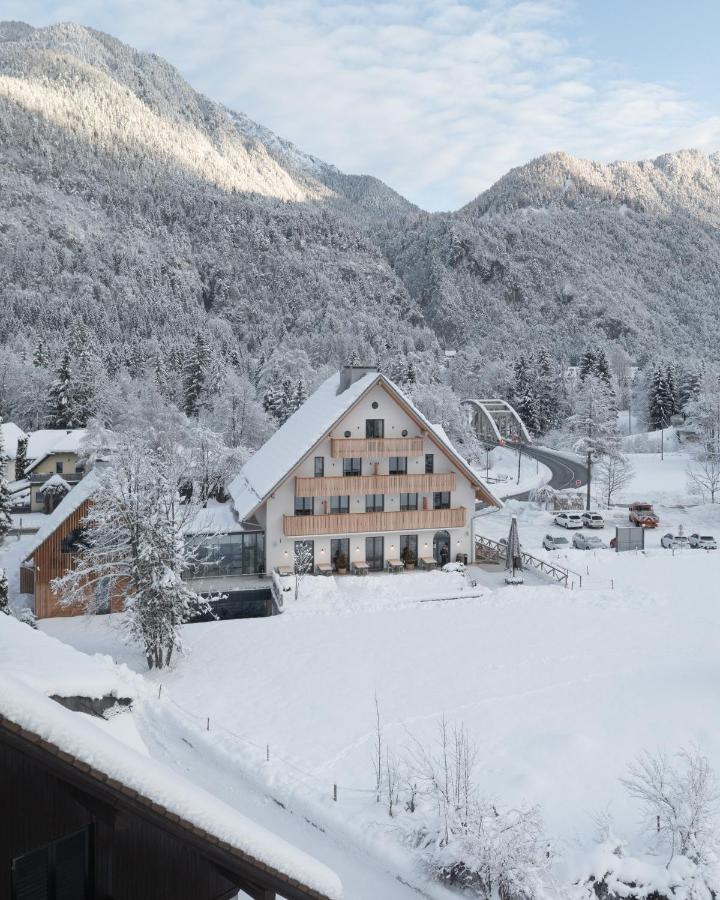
[229,370,377,521]
[1,421,27,459]
[184,498,245,535]
[0,675,343,900]
[23,468,99,561]
[0,613,140,700]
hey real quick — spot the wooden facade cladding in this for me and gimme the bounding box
[329,436,424,459]
[283,506,466,537]
[294,471,457,498]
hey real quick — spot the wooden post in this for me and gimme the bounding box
[333,784,337,802]
[266,744,270,762]
[157,684,162,699]
[206,717,210,732]
[586,451,592,511]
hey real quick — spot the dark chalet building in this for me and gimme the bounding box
[1,680,340,900]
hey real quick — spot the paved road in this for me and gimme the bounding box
[504,444,589,501]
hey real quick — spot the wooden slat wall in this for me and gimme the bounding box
[294,471,456,498]
[283,506,466,537]
[330,436,424,458]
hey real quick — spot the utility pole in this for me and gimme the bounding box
[517,443,522,485]
[586,451,592,511]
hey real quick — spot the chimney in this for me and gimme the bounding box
[338,365,378,394]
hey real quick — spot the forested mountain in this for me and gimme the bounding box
[1,20,720,436]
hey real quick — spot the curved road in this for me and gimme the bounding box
[503,444,589,501]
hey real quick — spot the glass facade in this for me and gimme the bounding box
[190,532,265,577]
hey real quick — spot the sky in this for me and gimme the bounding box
[6,0,720,210]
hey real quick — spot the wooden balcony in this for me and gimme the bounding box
[283,506,466,537]
[295,471,456,498]
[330,436,424,459]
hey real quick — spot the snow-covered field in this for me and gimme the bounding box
[6,439,720,897]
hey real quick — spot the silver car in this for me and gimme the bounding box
[581,512,605,529]
[572,533,607,550]
[660,533,690,549]
[543,534,569,551]
[689,533,717,549]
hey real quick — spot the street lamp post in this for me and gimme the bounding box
[586,451,592,511]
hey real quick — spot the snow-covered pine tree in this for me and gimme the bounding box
[0,421,13,541]
[32,339,48,369]
[53,437,212,669]
[534,349,561,434]
[665,364,681,418]
[566,374,621,458]
[183,336,209,418]
[510,358,540,436]
[679,369,702,412]
[46,349,74,428]
[648,367,676,430]
[578,347,598,381]
[14,436,27,481]
[594,347,612,385]
[70,348,100,427]
[291,378,307,414]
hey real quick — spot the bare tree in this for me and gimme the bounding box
[594,453,635,507]
[373,692,383,804]
[622,747,718,865]
[293,541,314,601]
[685,377,720,503]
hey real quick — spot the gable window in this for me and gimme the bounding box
[425,453,434,474]
[433,491,451,510]
[12,828,90,900]
[314,456,324,477]
[343,458,362,477]
[55,460,64,474]
[330,495,350,514]
[294,496,314,516]
[61,527,88,555]
[389,456,407,475]
[365,419,384,439]
[400,492,418,511]
[365,494,384,513]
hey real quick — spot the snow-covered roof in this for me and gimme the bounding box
[228,370,377,521]
[38,473,71,493]
[25,428,86,469]
[0,613,139,700]
[23,469,99,561]
[228,370,501,521]
[0,675,342,900]
[0,421,27,459]
[185,499,244,535]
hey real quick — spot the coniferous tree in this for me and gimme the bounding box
[510,358,540,436]
[648,367,676,430]
[183,336,209,418]
[0,568,9,615]
[578,347,598,381]
[14,436,28,481]
[291,378,307,414]
[46,349,74,428]
[0,422,11,540]
[534,349,561,434]
[594,348,612,385]
[679,369,702,412]
[32,339,48,369]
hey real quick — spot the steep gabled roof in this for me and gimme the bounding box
[0,421,27,460]
[23,469,99,562]
[25,428,87,471]
[228,370,500,522]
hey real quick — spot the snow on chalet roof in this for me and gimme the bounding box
[0,675,342,900]
[1,421,27,459]
[26,428,86,468]
[39,473,71,492]
[0,613,140,701]
[228,370,501,520]
[228,370,378,521]
[23,468,99,561]
[184,499,243,535]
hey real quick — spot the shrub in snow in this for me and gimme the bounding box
[0,568,9,614]
[17,608,38,629]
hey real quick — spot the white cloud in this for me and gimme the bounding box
[7,0,720,209]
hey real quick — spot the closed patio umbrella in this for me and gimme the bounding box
[505,515,523,582]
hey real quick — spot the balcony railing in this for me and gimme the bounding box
[29,472,84,486]
[330,436,424,459]
[283,506,466,537]
[295,471,456,498]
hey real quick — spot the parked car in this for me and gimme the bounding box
[689,533,717,549]
[572,533,607,550]
[554,512,583,529]
[660,533,690,549]
[543,534,569,551]
[581,511,605,529]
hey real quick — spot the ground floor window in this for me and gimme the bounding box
[12,828,91,900]
[331,538,350,571]
[366,536,384,570]
[400,534,418,566]
[433,530,451,565]
[191,532,265,576]
[294,540,314,573]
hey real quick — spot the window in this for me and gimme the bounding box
[294,496,314,516]
[12,829,90,900]
[75,462,84,474]
[55,460,64,474]
[190,532,265,576]
[343,458,362,477]
[314,456,324,477]
[433,491,451,509]
[331,538,350,571]
[425,453,434,474]
[400,534,418,563]
[365,419,384,438]
[330,495,350,514]
[389,456,407,475]
[365,494,384,513]
[400,492,418,511]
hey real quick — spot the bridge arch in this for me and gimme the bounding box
[461,399,532,445]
